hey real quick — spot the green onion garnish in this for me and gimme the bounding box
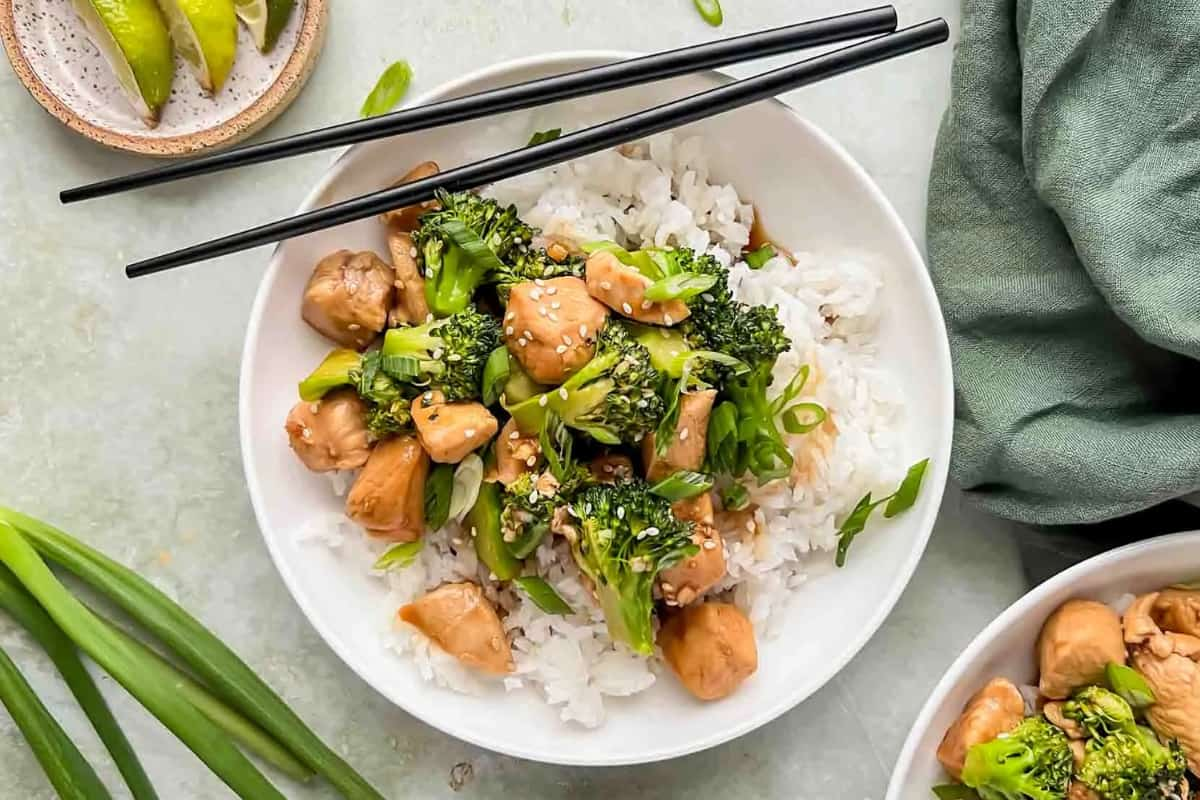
[768,364,810,415]
[721,483,750,511]
[514,576,573,615]
[448,454,484,522]
[527,128,562,146]
[835,459,930,566]
[650,471,714,502]
[693,0,723,26]
[481,346,510,406]
[438,218,507,276]
[643,272,719,302]
[423,464,454,531]
[1106,662,1155,710]
[931,785,980,800]
[360,60,412,118]
[781,402,827,435]
[373,541,423,572]
[744,244,776,269]
[704,401,739,475]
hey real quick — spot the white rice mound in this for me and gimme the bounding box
[296,133,909,728]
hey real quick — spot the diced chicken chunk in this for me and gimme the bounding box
[302,250,394,349]
[935,678,1025,781]
[411,390,498,463]
[672,492,715,525]
[584,250,689,325]
[588,453,635,484]
[386,229,430,326]
[503,277,608,384]
[284,390,371,472]
[642,389,717,481]
[346,435,429,540]
[494,418,541,486]
[398,582,513,675]
[659,602,757,701]
[379,161,440,232]
[659,519,724,607]
[1037,599,1125,699]
[1153,589,1200,638]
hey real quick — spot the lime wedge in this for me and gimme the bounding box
[234,0,294,53]
[155,0,238,93]
[71,0,174,126]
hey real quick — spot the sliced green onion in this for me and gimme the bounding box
[720,483,750,511]
[769,364,810,415]
[705,401,739,475]
[643,272,718,303]
[883,458,930,518]
[527,128,562,146]
[693,0,723,26]
[439,218,507,276]
[481,346,510,406]
[654,377,683,458]
[424,464,454,531]
[579,241,664,279]
[835,493,878,568]
[744,244,776,269]
[781,402,827,435]
[378,353,428,380]
[298,349,360,402]
[0,509,386,800]
[0,523,287,799]
[448,454,484,522]
[650,471,714,502]
[0,640,112,800]
[931,785,979,800]
[514,576,573,615]
[0,566,158,799]
[360,60,412,118]
[668,350,749,379]
[469,483,522,580]
[1106,662,1156,710]
[373,541,423,572]
[538,412,574,481]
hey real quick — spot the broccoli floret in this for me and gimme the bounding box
[1064,686,1139,739]
[500,465,591,558]
[494,249,585,302]
[380,307,501,401]
[413,191,536,317]
[507,323,663,446]
[297,349,414,438]
[1075,726,1187,800]
[565,480,697,654]
[960,716,1073,800]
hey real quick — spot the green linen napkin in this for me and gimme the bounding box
[927,1,1200,525]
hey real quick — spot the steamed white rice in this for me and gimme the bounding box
[296,132,909,728]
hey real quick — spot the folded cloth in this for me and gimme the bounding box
[927,0,1200,525]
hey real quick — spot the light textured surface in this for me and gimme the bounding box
[0,1,1032,798]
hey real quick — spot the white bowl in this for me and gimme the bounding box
[887,531,1200,799]
[240,51,953,766]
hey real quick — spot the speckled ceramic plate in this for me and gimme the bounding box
[0,0,326,157]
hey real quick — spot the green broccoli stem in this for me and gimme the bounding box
[469,482,522,581]
[298,349,361,402]
[597,574,656,655]
[0,565,159,799]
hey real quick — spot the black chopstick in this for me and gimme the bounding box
[126,20,949,280]
[62,7,898,204]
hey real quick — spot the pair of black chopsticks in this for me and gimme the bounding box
[61,7,948,279]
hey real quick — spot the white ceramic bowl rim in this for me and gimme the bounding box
[240,50,953,765]
[886,530,1200,798]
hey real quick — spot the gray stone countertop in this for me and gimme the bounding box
[0,1,1036,797]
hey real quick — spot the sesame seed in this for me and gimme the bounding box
[506,326,514,335]
[543,265,554,276]
[637,398,649,408]
[508,430,520,441]
[640,299,652,310]
[409,247,419,258]
[517,338,528,347]
[503,530,516,542]
[664,314,674,325]
[524,330,533,340]
[644,526,659,537]
[464,428,476,439]
[562,334,573,345]
[431,348,443,359]
[529,490,539,504]
[423,391,433,402]
[538,307,548,317]
[534,278,545,286]
[617,506,625,520]
[530,288,543,300]
[548,312,559,321]
[489,572,499,581]
[664,598,678,607]
[538,395,549,407]
[452,537,464,545]
[579,324,588,337]
[679,427,689,441]
[555,344,567,354]
[347,323,361,331]
[558,387,569,400]
[526,455,537,467]
[309,402,320,414]
[447,353,462,362]
[621,302,633,314]
[425,313,435,323]
[551,301,561,310]
[602,464,614,473]
[745,519,756,533]
[702,540,717,551]
[470,526,478,537]
[661,582,674,592]
[701,293,714,302]
[600,280,612,290]
[506,311,516,321]
[546,286,557,295]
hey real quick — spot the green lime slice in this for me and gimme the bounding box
[233,0,294,52]
[71,0,174,126]
[156,0,237,93]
